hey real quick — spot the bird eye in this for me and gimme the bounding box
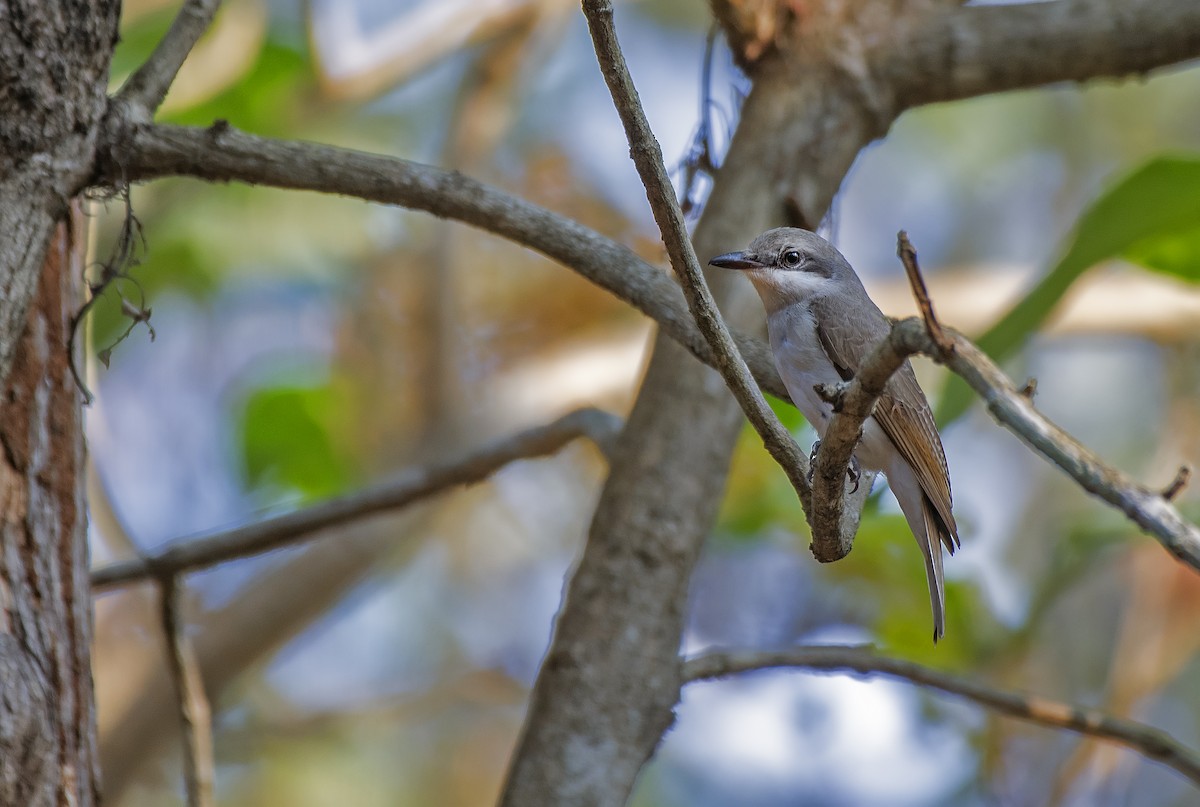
[781,250,803,268]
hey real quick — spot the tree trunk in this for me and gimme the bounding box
[0,209,97,807]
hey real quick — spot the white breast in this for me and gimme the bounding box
[766,303,894,471]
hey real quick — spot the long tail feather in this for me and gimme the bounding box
[920,497,947,643]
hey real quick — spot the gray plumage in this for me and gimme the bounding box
[710,228,959,641]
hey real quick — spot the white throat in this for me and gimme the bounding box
[746,269,835,314]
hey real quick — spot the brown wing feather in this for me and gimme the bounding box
[812,297,959,551]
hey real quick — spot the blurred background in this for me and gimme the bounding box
[91,1,1200,805]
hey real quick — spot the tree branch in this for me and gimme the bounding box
[810,232,1200,572]
[885,0,1200,111]
[98,119,792,403]
[581,0,812,505]
[683,646,1200,787]
[936,326,1200,570]
[157,576,215,807]
[99,116,1200,575]
[91,408,622,590]
[116,0,224,114]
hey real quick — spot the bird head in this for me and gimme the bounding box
[709,227,855,312]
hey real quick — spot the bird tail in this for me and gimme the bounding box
[919,496,947,643]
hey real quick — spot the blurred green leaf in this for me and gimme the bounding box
[937,154,1200,424]
[716,405,814,541]
[1124,223,1200,280]
[164,41,311,136]
[238,382,358,500]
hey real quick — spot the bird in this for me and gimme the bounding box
[709,227,959,641]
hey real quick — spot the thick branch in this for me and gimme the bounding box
[91,408,622,589]
[98,119,791,403]
[582,1,812,501]
[683,646,1200,787]
[157,577,215,807]
[116,0,223,113]
[886,0,1200,111]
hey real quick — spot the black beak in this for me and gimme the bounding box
[708,251,764,271]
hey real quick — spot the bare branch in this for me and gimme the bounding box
[896,231,952,355]
[937,329,1200,570]
[683,646,1200,787]
[98,120,793,403]
[886,0,1200,111]
[91,408,622,590]
[581,0,812,500]
[116,0,224,113]
[157,575,215,807]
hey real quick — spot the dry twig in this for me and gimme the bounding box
[684,646,1200,787]
[897,230,952,354]
[1162,465,1192,502]
[92,408,622,590]
[157,575,215,807]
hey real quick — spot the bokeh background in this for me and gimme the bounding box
[91,1,1200,805]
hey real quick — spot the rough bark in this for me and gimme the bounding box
[0,1,120,387]
[0,211,96,807]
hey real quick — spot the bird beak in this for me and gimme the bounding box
[708,251,765,271]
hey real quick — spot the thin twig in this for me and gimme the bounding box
[116,0,223,113]
[1162,466,1192,502]
[581,0,813,503]
[897,230,952,354]
[157,575,215,807]
[682,646,1200,787]
[91,408,622,590]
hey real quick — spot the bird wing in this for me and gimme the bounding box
[812,295,959,551]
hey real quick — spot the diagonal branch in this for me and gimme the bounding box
[157,575,215,807]
[98,120,792,404]
[116,0,224,114]
[683,646,1200,787]
[581,0,812,504]
[91,408,622,590]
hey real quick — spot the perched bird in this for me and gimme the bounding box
[710,228,959,641]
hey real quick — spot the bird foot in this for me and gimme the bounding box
[808,439,862,494]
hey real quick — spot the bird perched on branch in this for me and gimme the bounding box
[710,228,959,641]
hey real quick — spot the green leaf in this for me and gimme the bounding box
[238,382,357,500]
[937,154,1200,424]
[1124,223,1200,281]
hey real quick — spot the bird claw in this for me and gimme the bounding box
[809,439,862,493]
